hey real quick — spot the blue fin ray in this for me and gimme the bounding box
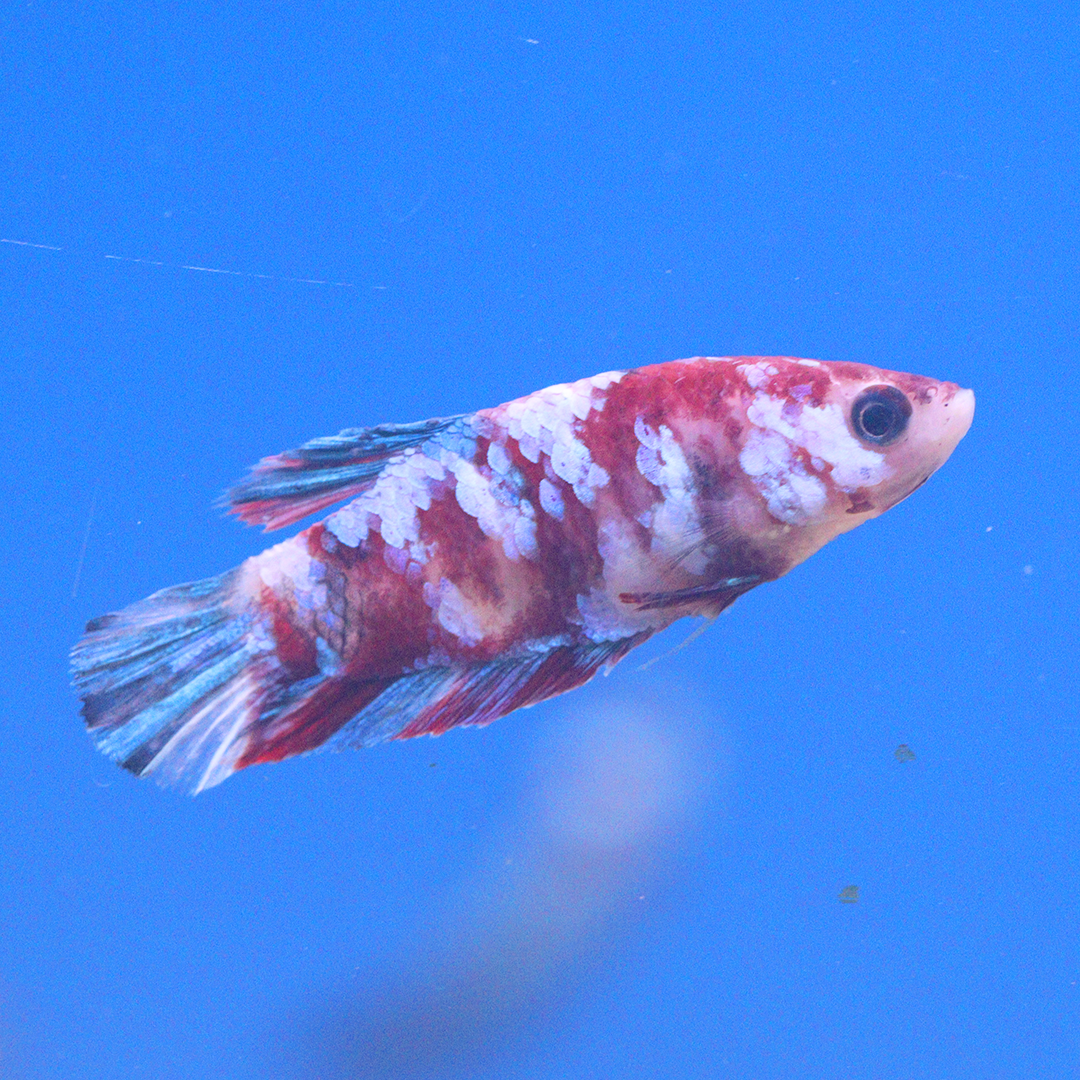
[225,415,467,530]
[71,569,274,793]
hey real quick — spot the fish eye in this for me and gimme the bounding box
[850,385,912,446]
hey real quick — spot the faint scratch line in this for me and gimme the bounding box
[104,254,166,267]
[393,180,435,224]
[72,482,101,600]
[105,253,355,287]
[5,240,356,287]
[1,238,64,250]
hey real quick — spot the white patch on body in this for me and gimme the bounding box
[739,428,828,525]
[633,417,707,574]
[325,447,446,561]
[538,477,565,519]
[423,577,486,647]
[249,543,346,672]
[486,440,513,476]
[256,540,327,611]
[574,510,668,644]
[575,587,643,643]
[589,369,625,394]
[325,428,541,566]
[498,375,616,509]
[449,457,538,561]
[736,366,894,524]
[745,392,889,490]
[739,360,779,390]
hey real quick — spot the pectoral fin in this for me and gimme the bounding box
[619,575,761,612]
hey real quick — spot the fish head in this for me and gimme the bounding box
[730,357,975,569]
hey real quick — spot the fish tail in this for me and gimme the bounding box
[70,568,289,793]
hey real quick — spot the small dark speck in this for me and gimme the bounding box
[429,762,437,768]
[895,744,916,762]
[839,885,859,903]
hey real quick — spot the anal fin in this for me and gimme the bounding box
[326,634,652,749]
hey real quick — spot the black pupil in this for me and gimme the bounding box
[851,385,911,446]
[860,402,894,437]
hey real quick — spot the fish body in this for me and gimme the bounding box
[72,356,974,792]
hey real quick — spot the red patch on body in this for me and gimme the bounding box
[846,491,875,514]
[261,586,319,679]
[754,360,833,408]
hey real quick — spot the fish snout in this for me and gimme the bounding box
[937,385,975,452]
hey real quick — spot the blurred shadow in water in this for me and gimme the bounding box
[278,693,710,1080]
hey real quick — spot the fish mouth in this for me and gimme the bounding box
[880,471,933,512]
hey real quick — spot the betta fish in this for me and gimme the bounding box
[71,356,974,793]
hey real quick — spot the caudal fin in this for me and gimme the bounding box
[71,570,276,793]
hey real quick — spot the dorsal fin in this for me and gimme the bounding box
[225,415,467,530]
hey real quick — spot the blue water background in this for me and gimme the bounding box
[0,2,1075,1076]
